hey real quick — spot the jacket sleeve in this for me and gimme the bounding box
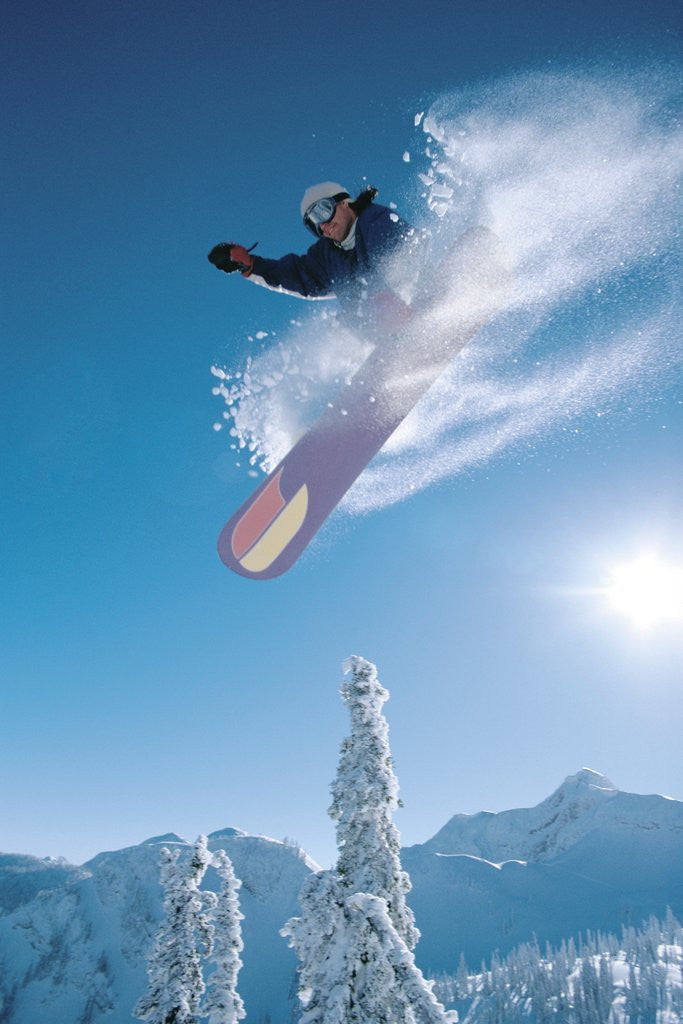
[249,243,335,298]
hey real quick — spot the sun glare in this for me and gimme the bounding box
[604,553,683,630]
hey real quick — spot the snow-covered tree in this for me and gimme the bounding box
[283,655,455,1024]
[330,655,419,948]
[282,867,349,1022]
[202,849,246,1024]
[456,952,471,998]
[134,836,213,1024]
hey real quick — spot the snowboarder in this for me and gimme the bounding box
[208,183,413,333]
[209,184,507,579]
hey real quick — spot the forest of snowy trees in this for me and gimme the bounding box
[433,910,683,1023]
[134,657,682,1024]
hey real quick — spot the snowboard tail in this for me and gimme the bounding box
[218,227,510,579]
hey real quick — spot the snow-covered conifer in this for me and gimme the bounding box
[329,655,419,948]
[202,849,246,1024]
[283,656,455,1024]
[134,836,213,1024]
[281,868,349,1023]
[344,893,458,1023]
[456,951,470,998]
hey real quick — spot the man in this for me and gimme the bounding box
[208,183,413,332]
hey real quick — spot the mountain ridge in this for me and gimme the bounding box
[408,767,681,865]
[1,770,681,1023]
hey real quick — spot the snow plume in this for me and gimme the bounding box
[214,66,681,512]
[211,317,372,474]
[344,313,674,512]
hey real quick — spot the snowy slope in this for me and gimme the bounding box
[403,770,683,973]
[0,853,86,915]
[0,830,318,1024]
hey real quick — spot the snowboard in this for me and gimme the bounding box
[218,226,510,579]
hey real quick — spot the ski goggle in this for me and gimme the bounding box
[303,193,349,237]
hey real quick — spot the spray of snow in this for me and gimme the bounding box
[213,67,681,512]
[211,318,372,473]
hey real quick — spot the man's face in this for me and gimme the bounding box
[320,200,357,243]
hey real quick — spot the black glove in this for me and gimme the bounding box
[208,242,255,275]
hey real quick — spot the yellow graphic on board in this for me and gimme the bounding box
[239,484,309,573]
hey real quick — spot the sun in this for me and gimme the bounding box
[604,553,683,629]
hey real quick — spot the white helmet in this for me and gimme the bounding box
[300,181,349,221]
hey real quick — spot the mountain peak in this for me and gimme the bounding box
[560,768,617,793]
[141,833,187,846]
[207,826,247,841]
[417,769,627,865]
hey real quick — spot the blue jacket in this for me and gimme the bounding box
[249,203,410,321]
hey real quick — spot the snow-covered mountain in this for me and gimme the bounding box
[0,770,681,1024]
[0,853,86,916]
[0,829,317,1024]
[404,769,683,974]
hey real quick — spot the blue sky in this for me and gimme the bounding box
[2,0,681,868]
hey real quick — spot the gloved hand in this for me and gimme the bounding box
[208,242,255,276]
